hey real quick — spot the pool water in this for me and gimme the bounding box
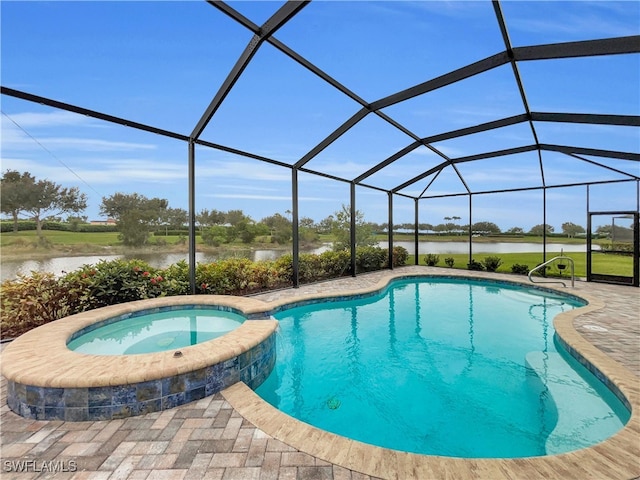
[255,278,629,458]
[67,308,246,355]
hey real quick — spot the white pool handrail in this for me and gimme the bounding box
[528,254,575,288]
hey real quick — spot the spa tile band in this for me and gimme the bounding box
[6,331,275,421]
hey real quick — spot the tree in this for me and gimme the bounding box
[418,223,433,232]
[197,209,225,228]
[471,221,501,235]
[399,222,414,231]
[202,225,228,246]
[443,222,458,235]
[260,213,291,244]
[225,209,247,226]
[317,215,334,234]
[432,223,447,235]
[162,208,188,231]
[561,222,585,238]
[505,226,524,235]
[331,204,376,251]
[100,193,168,246]
[528,223,554,236]
[233,219,259,244]
[299,217,316,229]
[21,179,87,236]
[1,170,37,232]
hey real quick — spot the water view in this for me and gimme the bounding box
[0,242,593,282]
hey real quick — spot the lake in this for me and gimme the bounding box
[0,242,591,282]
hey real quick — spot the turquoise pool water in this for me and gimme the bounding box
[255,277,630,458]
[67,308,246,355]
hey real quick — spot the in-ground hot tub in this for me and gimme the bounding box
[1,295,277,421]
[67,306,249,355]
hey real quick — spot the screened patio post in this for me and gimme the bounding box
[414,199,419,266]
[543,187,547,263]
[468,194,473,266]
[388,192,394,269]
[292,168,300,288]
[188,140,196,294]
[586,185,592,281]
[350,182,357,277]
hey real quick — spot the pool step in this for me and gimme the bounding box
[525,351,617,455]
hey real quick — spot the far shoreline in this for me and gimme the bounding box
[0,234,595,264]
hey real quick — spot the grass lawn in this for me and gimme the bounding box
[1,230,122,246]
[407,252,634,278]
[383,232,609,246]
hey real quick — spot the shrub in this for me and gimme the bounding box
[64,259,165,310]
[76,224,118,233]
[197,258,257,295]
[444,257,455,268]
[319,250,351,278]
[161,260,190,296]
[1,272,76,338]
[482,256,503,272]
[391,246,409,267]
[0,221,119,233]
[467,259,484,271]
[355,246,387,272]
[424,253,440,266]
[298,253,324,283]
[197,262,230,294]
[273,254,294,284]
[1,220,37,232]
[511,264,530,275]
[246,261,277,291]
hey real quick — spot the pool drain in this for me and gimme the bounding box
[327,396,341,410]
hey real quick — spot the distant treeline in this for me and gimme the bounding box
[0,221,208,236]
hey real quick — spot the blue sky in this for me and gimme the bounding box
[1,1,639,231]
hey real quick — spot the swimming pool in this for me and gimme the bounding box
[67,307,246,355]
[255,277,630,458]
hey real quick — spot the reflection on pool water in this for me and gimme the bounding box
[255,277,629,458]
[67,308,246,355]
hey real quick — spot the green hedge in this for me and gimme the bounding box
[153,229,196,237]
[1,221,38,232]
[1,221,118,233]
[1,246,409,339]
[599,243,633,255]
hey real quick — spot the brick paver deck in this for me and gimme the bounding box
[1,266,638,479]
